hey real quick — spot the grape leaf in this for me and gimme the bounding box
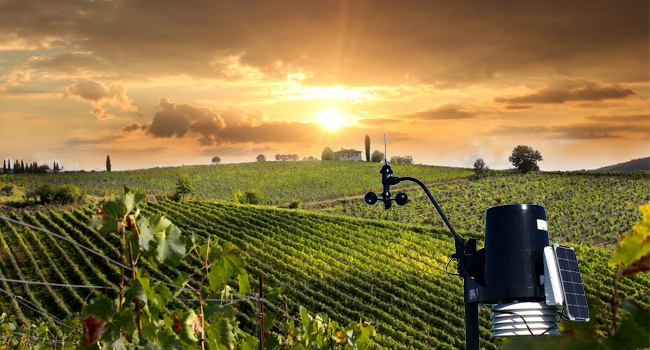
[207,243,245,291]
[610,204,650,266]
[156,224,185,269]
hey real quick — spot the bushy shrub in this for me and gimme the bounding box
[0,185,13,196]
[232,190,244,203]
[243,189,263,205]
[35,183,56,204]
[232,189,263,205]
[55,184,83,204]
[289,200,301,209]
[35,183,83,204]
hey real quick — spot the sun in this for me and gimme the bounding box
[317,110,345,130]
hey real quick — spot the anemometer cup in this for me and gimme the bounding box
[395,192,408,206]
[364,192,378,205]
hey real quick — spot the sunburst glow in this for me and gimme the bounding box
[317,110,345,130]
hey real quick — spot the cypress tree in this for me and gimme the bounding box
[21,160,24,172]
[106,155,112,172]
[365,134,371,162]
[2,159,5,173]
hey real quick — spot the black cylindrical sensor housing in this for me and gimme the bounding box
[483,204,549,303]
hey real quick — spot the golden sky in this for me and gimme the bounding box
[1,0,648,171]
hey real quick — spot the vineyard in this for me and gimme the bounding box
[0,161,472,204]
[321,172,650,246]
[1,201,648,349]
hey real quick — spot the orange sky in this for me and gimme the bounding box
[1,0,648,171]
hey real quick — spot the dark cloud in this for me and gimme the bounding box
[1,0,647,86]
[503,105,533,110]
[121,122,148,133]
[146,97,225,142]
[494,80,635,107]
[396,104,479,120]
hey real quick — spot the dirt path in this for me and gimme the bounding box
[301,177,472,209]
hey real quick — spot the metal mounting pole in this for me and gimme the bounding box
[465,299,480,350]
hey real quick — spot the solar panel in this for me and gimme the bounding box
[553,245,589,321]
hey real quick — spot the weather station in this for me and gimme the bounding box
[363,137,589,349]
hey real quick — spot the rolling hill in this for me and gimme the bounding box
[1,201,648,349]
[592,157,650,172]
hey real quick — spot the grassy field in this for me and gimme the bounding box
[0,163,648,348]
[321,172,650,246]
[0,201,648,349]
[0,161,473,204]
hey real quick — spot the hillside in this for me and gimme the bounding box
[0,162,472,204]
[322,172,649,246]
[1,201,648,349]
[593,157,650,172]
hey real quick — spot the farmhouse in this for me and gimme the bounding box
[333,148,363,161]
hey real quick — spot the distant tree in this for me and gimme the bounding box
[20,160,25,172]
[211,156,221,164]
[371,150,384,163]
[37,164,50,173]
[473,158,489,179]
[14,160,20,174]
[7,160,10,171]
[365,135,370,162]
[2,159,5,173]
[508,145,543,174]
[275,154,282,161]
[390,155,413,164]
[256,154,266,162]
[175,174,196,201]
[321,146,334,161]
[289,154,299,161]
[106,155,112,172]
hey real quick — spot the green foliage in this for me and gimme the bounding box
[256,154,267,162]
[55,184,83,204]
[0,184,13,196]
[175,174,196,201]
[326,173,649,246]
[289,200,301,209]
[609,204,650,267]
[321,146,335,161]
[473,158,489,179]
[212,156,221,164]
[35,182,57,203]
[0,201,648,349]
[370,150,384,163]
[508,145,543,173]
[390,155,413,164]
[0,162,472,204]
[365,135,370,162]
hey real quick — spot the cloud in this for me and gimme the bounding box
[67,80,139,119]
[121,122,148,133]
[395,104,479,120]
[1,0,646,87]
[67,80,137,110]
[491,114,649,139]
[64,135,125,146]
[145,97,225,143]
[127,97,417,146]
[494,80,636,107]
[356,118,402,125]
[584,114,648,123]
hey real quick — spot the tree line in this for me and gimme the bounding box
[2,159,61,174]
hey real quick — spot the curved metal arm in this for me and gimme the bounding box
[392,176,464,246]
